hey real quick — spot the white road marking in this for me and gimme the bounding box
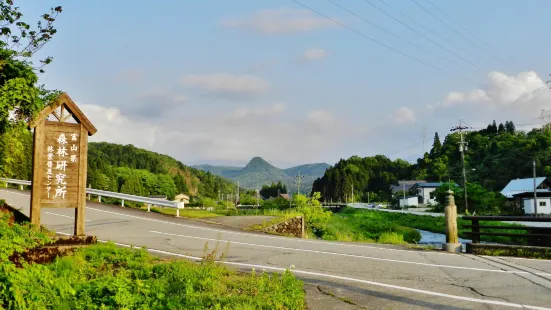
[3,190,551,263]
[53,232,551,310]
[150,230,551,278]
[45,211,91,222]
[85,206,458,255]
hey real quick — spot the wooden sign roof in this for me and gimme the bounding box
[29,92,97,136]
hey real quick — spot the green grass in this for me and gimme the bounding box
[338,207,530,245]
[318,212,421,244]
[0,203,306,309]
[143,206,220,219]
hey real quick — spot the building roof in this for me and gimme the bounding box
[391,180,426,193]
[412,182,446,189]
[511,190,551,198]
[501,177,547,198]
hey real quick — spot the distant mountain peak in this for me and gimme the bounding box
[244,157,276,172]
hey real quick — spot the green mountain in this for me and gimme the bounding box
[284,163,330,177]
[193,157,330,193]
[87,142,237,199]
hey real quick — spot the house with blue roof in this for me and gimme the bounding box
[500,177,551,199]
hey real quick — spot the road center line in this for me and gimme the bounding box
[45,211,91,222]
[58,232,548,310]
[84,206,456,256]
[149,230,551,278]
[3,190,550,263]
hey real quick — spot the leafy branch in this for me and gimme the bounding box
[0,0,63,72]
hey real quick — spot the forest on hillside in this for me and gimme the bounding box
[312,120,551,213]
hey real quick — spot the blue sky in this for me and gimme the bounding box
[19,0,551,167]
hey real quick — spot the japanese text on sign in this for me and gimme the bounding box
[45,131,79,200]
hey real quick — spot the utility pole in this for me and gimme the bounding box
[402,183,406,213]
[236,181,240,206]
[534,158,538,216]
[295,171,304,195]
[422,124,427,154]
[451,120,471,214]
[539,109,551,131]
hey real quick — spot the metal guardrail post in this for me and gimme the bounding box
[98,196,101,203]
[121,199,125,207]
[19,184,23,190]
[147,204,151,212]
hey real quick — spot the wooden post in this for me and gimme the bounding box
[74,124,88,236]
[30,121,45,227]
[443,190,461,253]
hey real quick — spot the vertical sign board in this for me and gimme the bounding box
[30,93,96,236]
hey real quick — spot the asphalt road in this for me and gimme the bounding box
[2,189,551,310]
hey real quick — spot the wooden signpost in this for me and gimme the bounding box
[29,93,97,236]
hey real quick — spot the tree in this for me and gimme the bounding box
[0,1,63,133]
[505,121,516,133]
[498,123,505,133]
[429,132,442,158]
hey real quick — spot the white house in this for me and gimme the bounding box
[410,182,446,205]
[399,196,419,208]
[523,198,551,215]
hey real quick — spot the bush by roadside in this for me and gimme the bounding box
[0,200,306,309]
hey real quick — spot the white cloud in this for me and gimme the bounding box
[221,8,336,35]
[182,73,270,97]
[78,101,365,167]
[307,109,336,125]
[79,103,157,148]
[432,70,551,122]
[393,107,415,124]
[231,103,286,119]
[122,89,187,117]
[302,47,327,61]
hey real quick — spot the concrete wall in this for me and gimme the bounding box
[264,216,304,238]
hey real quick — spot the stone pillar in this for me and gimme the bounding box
[443,190,461,253]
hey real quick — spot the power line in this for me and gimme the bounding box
[425,0,501,55]
[327,0,458,67]
[410,0,504,65]
[362,0,488,75]
[290,0,478,85]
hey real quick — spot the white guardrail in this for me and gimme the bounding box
[1,178,185,216]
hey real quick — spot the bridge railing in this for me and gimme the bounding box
[1,178,185,216]
[462,216,551,245]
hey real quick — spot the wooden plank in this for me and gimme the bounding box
[463,232,551,238]
[60,93,97,135]
[463,225,551,232]
[463,216,551,222]
[28,94,67,128]
[30,121,45,227]
[29,93,97,136]
[75,123,88,236]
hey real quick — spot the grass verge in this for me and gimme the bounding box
[0,200,306,309]
[142,206,220,219]
[338,207,530,245]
